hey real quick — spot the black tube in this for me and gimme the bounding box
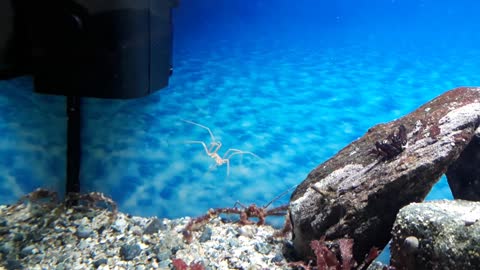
[66,96,81,194]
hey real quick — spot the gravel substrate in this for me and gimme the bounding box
[0,201,293,270]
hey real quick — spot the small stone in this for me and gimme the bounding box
[120,243,142,261]
[135,264,146,270]
[5,259,23,270]
[157,250,172,261]
[13,233,25,242]
[76,225,93,239]
[0,217,7,226]
[144,218,166,234]
[228,238,240,248]
[31,253,45,264]
[112,217,128,233]
[271,252,284,263]
[98,265,109,270]
[93,258,108,268]
[368,261,391,270]
[254,242,271,255]
[98,225,109,236]
[20,245,37,258]
[199,227,212,242]
[170,245,181,255]
[403,236,419,254]
[0,242,13,255]
[237,227,255,238]
[0,227,9,235]
[131,225,143,236]
[158,260,171,269]
[77,239,89,250]
[27,231,44,242]
[58,253,70,264]
[226,227,237,236]
[55,262,66,270]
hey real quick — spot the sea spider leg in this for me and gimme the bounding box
[182,119,260,176]
[184,140,214,156]
[185,140,229,172]
[182,118,223,156]
[223,148,261,160]
[182,119,218,143]
[222,149,261,175]
[208,141,222,155]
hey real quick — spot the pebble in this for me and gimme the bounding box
[0,202,292,269]
[93,258,108,268]
[403,236,420,254]
[199,227,213,242]
[119,243,142,261]
[5,259,23,270]
[143,218,165,234]
[0,227,9,236]
[254,242,271,255]
[0,242,13,255]
[76,225,93,239]
[156,250,172,261]
[21,245,37,256]
[271,252,284,263]
[27,231,43,242]
[0,218,7,227]
[112,217,128,233]
[13,233,24,242]
[158,260,171,269]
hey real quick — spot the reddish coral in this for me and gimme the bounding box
[171,258,188,270]
[338,238,354,270]
[172,258,205,270]
[310,237,340,270]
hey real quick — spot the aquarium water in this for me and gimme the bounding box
[2,0,480,226]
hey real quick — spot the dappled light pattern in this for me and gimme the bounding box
[0,24,468,221]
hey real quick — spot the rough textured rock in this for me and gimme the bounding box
[390,200,480,270]
[289,87,480,261]
[446,128,480,200]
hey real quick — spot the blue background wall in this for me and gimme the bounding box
[1,0,478,218]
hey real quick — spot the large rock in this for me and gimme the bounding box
[390,200,480,269]
[289,87,480,261]
[446,128,480,200]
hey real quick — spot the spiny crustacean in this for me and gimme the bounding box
[373,124,407,160]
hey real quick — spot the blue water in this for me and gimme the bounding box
[2,1,479,222]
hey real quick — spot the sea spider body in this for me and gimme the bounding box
[182,120,260,175]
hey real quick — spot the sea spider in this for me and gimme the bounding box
[182,119,260,176]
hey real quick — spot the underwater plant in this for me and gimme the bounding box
[182,119,261,176]
[288,237,382,270]
[372,124,407,160]
[171,258,205,270]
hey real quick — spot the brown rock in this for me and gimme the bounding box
[289,87,480,261]
[446,129,480,200]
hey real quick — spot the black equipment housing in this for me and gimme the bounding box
[0,0,178,98]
